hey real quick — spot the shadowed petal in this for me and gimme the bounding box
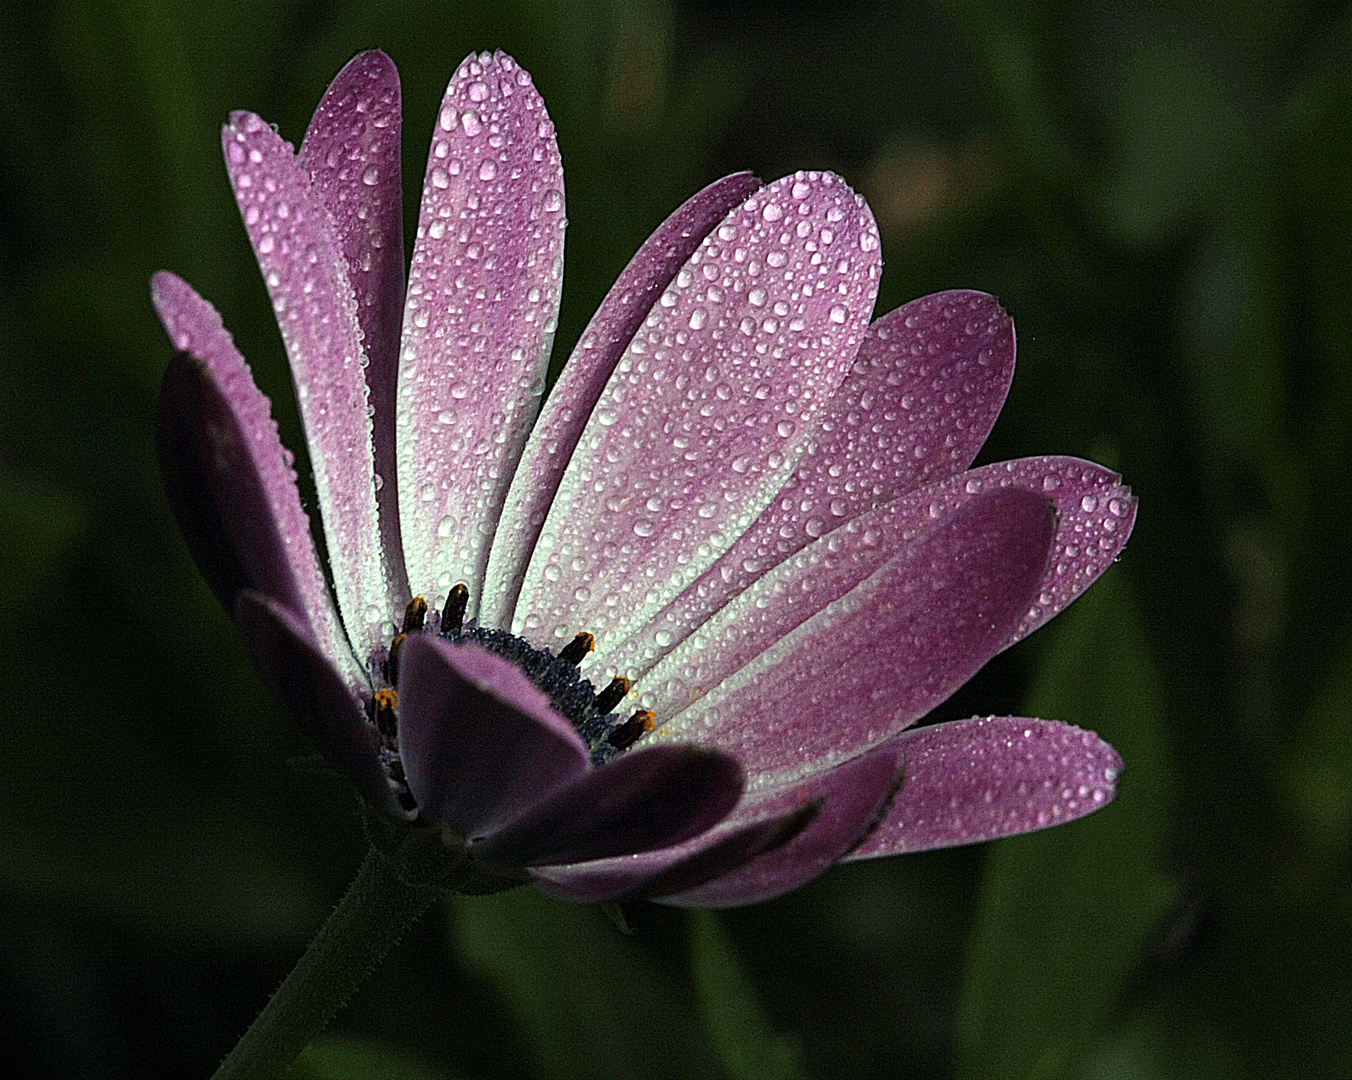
[301,49,409,605]
[481,172,763,628]
[397,637,590,838]
[151,272,356,683]
[531,802,818,904]
[643,488,1056,788]
[223,111,394,656]
[396,51,566,615]
[600,291,1015,677]
[532,742,902,906]
[512,172,882,656]
[613,456,1131,686]
[236,591,400,817]
[843,717,1121,858]
[473,746,743,866]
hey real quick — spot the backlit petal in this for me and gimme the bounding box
[642,488,1055,789]
[481,172,763,628]
[300,49,409,604]
[223,111,394,656]
[151,272,356,684]
[396,51,566,616]
[513,172,881,656]
[843,717,1121,857]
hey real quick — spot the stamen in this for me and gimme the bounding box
[593,675,631,715]
[558,632,594,666]
[403,596,427,634]
[441,583,469,636]
[373,688,399,738]
[606,709,655,751]
[388,633,408,687]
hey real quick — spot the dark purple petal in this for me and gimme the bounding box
[236,591,400,817]
[602,291,1015,678]
[396,637,590,838]
[481,172,763,627]
[151,272,355,682]
[638,487,1056,785]
[531,742,902,906]
[531,803,817,904]
[843,717,1122,858]
[472,746,743,867]
[512,172,882,656]
[223,111,394,656]
[300,49,409,605]
[397,51,566,617]
[659,743,905,907]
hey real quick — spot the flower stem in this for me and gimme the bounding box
[211,847,442,1080]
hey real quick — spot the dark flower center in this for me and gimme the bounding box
[365,586,656,810]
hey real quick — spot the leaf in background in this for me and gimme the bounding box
[689,909,808,1080]
[1281,633,1352,856]
[449,889,720,1080]
[0,482,84,625]
[956,569,1178,1080]
[295,1033,466,1080]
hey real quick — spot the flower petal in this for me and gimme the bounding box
[396,51,566,615]
[300,49,409,604]
[643,487,1056,788]
[600,290,1015,678]
[151,272,356,683]
[531,802,818,904]
[842,717,1121,858]
[396,637,590,838]
[472,745,743,867]
[223,110,394,656]
[613,456,1131,688]
[512,172,881,655]
[236,590,400,817]
[480,172,763,628]
[532,741,903,906]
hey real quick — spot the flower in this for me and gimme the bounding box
[152,49,1132,907]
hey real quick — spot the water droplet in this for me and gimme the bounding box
[542,188,563,212]
[461,110,482,136]
[479,159,498,181]
[777,420,796,438]
[689,308,708,330]
[437,515,454,538]
[634,520,655,537]
[761,202,783,222]
[829,305,847,324]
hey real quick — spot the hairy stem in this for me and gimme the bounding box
[211,847,442,1080]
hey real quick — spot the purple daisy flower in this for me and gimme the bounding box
[153,49,1132,908]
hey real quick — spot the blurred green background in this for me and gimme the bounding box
[2,0,1350,1076]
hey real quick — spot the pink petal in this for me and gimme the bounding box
[511,172,882,656]
[472,746,743,867]
[300,49,409,605]
[613,457,1132,689]
[396,637,590,839]
[600,290,1015,678]
[480,172,763,628]
[640,487,1056,787]
[223,111,394,656]
[842,717,1121,857]
[396,51,566,616]
[236,591,401,818]
[151,272,356,685]
[532,742,903,906]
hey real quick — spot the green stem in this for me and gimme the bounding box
[211,847,442,1080]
